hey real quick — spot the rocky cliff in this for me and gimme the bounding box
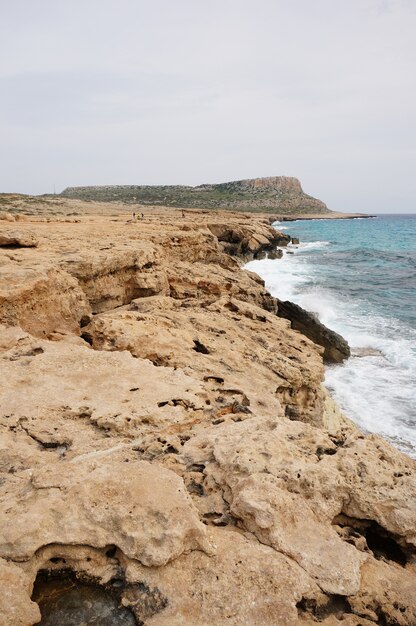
[60,176,330,214]
[0,206,415,625]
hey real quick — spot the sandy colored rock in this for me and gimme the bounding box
[0,458,209,565]
[0,229,38,247]
[348,558,416,625]
[0,211,16,222]
[83,295,325,427]
[120,527,321,626]
[230,473,365,595]
[0,203,414,625]
[0,333,206,438]
[0,266,90,336]
[0,559,41,626]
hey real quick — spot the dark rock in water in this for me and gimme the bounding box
[275,233,291,247]
[291,237,300,245]
[268,249,283,260]
[276,300,350,363]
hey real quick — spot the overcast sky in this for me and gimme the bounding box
[1,0,415,212]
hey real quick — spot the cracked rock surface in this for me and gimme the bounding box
[0,204,415,625]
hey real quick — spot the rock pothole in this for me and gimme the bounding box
[32,570,137,626]
[32,569,169,626]
[333,514,412,566]
[296,594,353,622]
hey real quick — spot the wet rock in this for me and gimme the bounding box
[276,299,351,363]
[275,233,292,246]
[352,347,384,358]
[32,573,136,626]
[207,222,290,259]
[268,248,283,259]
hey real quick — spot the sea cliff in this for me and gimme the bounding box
[0,205,415,625]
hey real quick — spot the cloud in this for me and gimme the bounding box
[0,0,415,212]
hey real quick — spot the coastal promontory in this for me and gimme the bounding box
[60,176,329,214]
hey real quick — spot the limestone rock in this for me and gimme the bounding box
[348,558,416,625]
[0,335,206,438]
[83,295,325,427]
[61,243,168,313]
[268,248,284,259]
[0,206,415,625]
[230,473,365,595]
[206,221,290,258]
[0,267,90,336]
[0,459,209,565]
[0,212,16,222]
[0,559,41,626]
[0,229,38,247]
[120,527,320,626]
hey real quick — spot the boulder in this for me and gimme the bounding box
[275,233,291,247]
[0,230,38,247]
[277,299,351,363]
[268,248,284,259]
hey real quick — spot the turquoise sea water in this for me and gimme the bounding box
[246,215,416,457]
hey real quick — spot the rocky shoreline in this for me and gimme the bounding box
[0,207,415,625]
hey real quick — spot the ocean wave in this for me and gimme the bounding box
[245,219,416,456]
[288,240,330,252]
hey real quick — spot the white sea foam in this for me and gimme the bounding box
[292,240,330,252]
[246,246,416,456]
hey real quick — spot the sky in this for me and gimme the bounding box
[1,0,415,213]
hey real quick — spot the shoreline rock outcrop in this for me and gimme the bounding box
[0,205,415,625]
[276,299,351,363]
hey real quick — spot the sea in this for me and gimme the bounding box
[245,214,416,458]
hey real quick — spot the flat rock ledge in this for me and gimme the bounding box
[0,205,414,626]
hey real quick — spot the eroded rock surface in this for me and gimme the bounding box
[0,206,414,625]
[0,229,38,247]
